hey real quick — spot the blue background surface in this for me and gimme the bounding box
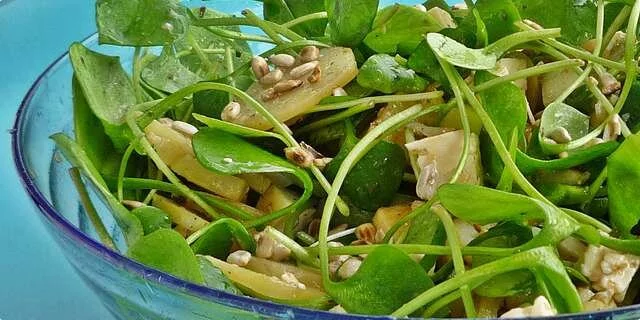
[0,1,113,319]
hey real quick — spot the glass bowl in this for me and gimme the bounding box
[10,1,640,319]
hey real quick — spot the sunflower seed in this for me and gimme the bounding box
[274,79,303,93]
[300,46,320,63]
[308,66,322,83]
[221,101,241,121]
[261,88,277,101]
[289,61,319,79]
[172,121,199,136]
[414,4,427,12]
[259,68,284,85]
[269,54,296,68]
[548,127,572,144]
[251,56,269,79]
[332,87,348,97]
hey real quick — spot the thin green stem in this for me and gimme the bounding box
[318,104,445,286]
[432,205,476,318]
[201,25,276,44]
[515,21,628,72]
[582,167,608,209]
[194,14,304,42]
[382,196,439,244]
[324,243,513,257]
[296,103,374,135]
[562,208,611,234]
[282,11,328,29]
[437,56,470,184]
[116,142,136,202]
[603,5,631,49]
[176,48,226,59]
[473,59,584,92]
[132,47,145,103]
[187,33,217,78]
[242,9,286,45]
[594,0,606,56]
[422,290,461,317]
[588,79,632,137]
[405,128,421,179]
[69,168,117,250]
[553,64,593,104]
[113,177,257,220]
[309,91,444,113]
[225,46,235,88]
[486,28,562,56]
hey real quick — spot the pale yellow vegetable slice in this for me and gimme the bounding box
[152,194,208,235]
[239,173,272,194]
[244,256,323,289]
[145,120,249,201]
[232,47,358,130]
[202,256,331,308]
[256,184,298,230]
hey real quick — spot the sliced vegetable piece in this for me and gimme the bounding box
[202,256,331,308]
[231,47,358,130]
[197,255,242,294]
[145,120,249,201]
[405,130,483,200]
[127,228,204,284]
[152,194,208,235]
[244,256,323,289]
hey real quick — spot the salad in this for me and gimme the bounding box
[53,0,640,318]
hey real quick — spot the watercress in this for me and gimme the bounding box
[357,54,428,94]
[327,0,379,47]
[608,132,640,238]
[96,0,190,46]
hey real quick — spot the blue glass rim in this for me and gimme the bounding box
[10,32,640,320]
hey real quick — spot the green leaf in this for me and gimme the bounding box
[512,0,596,46]
[72,75,114,173]
[475,0,521,43]
[516,141,619,175]
[469,222,536,297]
[127,228,204,284]
[176,8,252,79]
[325,122,406,211]
[475,70,527,183]
[190,218,256,259]
[130,206,171,235]
[192,128,298,175]
[620,78,640,132]
[192,81,231,119]
[196,255,242,294]
[608,133,640,238]
[96,0,189,46]
[403,208,446,272]
[539,102,590,155]
[193,113,286,144]
[69,43,136,151]
[51,133,143,246]
[438,184,580,248]
[141,48,202,93]
[407,39,448,85]
[328,0,379,47]
[326,245,434,315]
[363,4,443,56]
[427,33,497,70]
[262,0,327,37]
[357,54,428,94]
